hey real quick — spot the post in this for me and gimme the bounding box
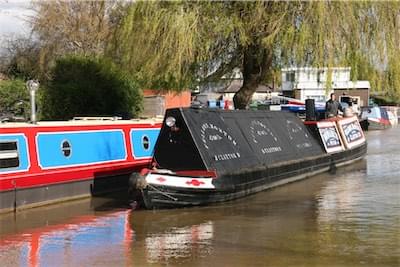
[26,80,39,124]
[305,98,316,121]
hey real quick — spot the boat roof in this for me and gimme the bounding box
[0,117,163,128]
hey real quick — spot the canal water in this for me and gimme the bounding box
[0,127,399,267]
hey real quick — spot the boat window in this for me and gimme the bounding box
[61,140,72,157]
[0,141,20,169]
[142,135,150,150]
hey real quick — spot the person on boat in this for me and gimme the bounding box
[325,93,343,118]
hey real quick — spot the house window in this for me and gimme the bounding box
[0,141,20,169]
[286,72,295,82]
[317,70,324,83]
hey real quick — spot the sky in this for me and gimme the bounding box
[0,0,34,54]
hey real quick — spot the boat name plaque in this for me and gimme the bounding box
[342,121,363,143]
[317,121,344,153]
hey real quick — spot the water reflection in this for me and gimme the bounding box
[317,169,366,224]
[0,210,133,267]
[315,128,400,266]
[144,221,213,263]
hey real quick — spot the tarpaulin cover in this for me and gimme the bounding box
[153,108,325,174]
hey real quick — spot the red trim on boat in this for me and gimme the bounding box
[174,170,217,178]
[0,160,150,191]
[303,121,318,125]
[1,123,161,193]
[185,179,205,186]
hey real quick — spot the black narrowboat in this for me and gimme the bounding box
[130,108,367,209]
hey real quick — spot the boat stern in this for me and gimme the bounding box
[132,170,218,209]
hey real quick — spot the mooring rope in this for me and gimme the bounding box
[146,184,178,201]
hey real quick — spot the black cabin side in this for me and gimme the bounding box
[153,108,325,176]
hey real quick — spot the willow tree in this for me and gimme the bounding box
[110,1,400,108]
[30,1,118,79]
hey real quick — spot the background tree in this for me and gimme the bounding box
[0,79,30,120]
[109,1,400,108]
[1,37,41,80]
[41,56,142,120]
[30,1,116,79]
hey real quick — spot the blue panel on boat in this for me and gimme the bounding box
[37,130,126,169]
[130,129,160,159]
[0,134,30,173]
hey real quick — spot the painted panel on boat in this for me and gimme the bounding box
[222,111,325,165]
[224,115,292,165]
[337,116,365,149]
[183,109,259,172]
[130,129,160,159]
[0,134,29,173]
[222,111,324,164]
[270,112,324,156]
[37,130,127,169]
[223,116,284,166]
[317,121,345,153]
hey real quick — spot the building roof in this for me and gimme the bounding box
[281,67,351,72]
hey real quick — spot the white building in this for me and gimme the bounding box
[281,67,370,105]
[217,80,276,102]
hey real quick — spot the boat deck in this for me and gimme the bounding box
[0,117,163,128]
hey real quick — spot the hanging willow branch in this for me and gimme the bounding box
[105,1,400,103]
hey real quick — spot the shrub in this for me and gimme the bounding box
[0,78,30,120]
[41,55,142,120]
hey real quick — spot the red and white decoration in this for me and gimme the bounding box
[146,173,215,189]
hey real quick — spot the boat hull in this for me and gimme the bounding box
[360,106,392,130]
[141,142,367,209]
[367,119,391,130]
[1,172,131,213]
[0,120,161,213]
[133,108,367,209]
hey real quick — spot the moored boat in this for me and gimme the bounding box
[360,106,391,130]
[0,119,161,213]
[131,108,367,209]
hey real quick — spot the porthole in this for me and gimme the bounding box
[61,140,72,157]
[142,135,150,150]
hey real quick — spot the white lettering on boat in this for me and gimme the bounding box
[261,146,282,154]
[200,122,238,150]
[296,142,312,149]
[209,134,222,141]
[214,152,241,161]
[250,120,279,144]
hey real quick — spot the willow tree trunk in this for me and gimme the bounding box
[233,43,272,109]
